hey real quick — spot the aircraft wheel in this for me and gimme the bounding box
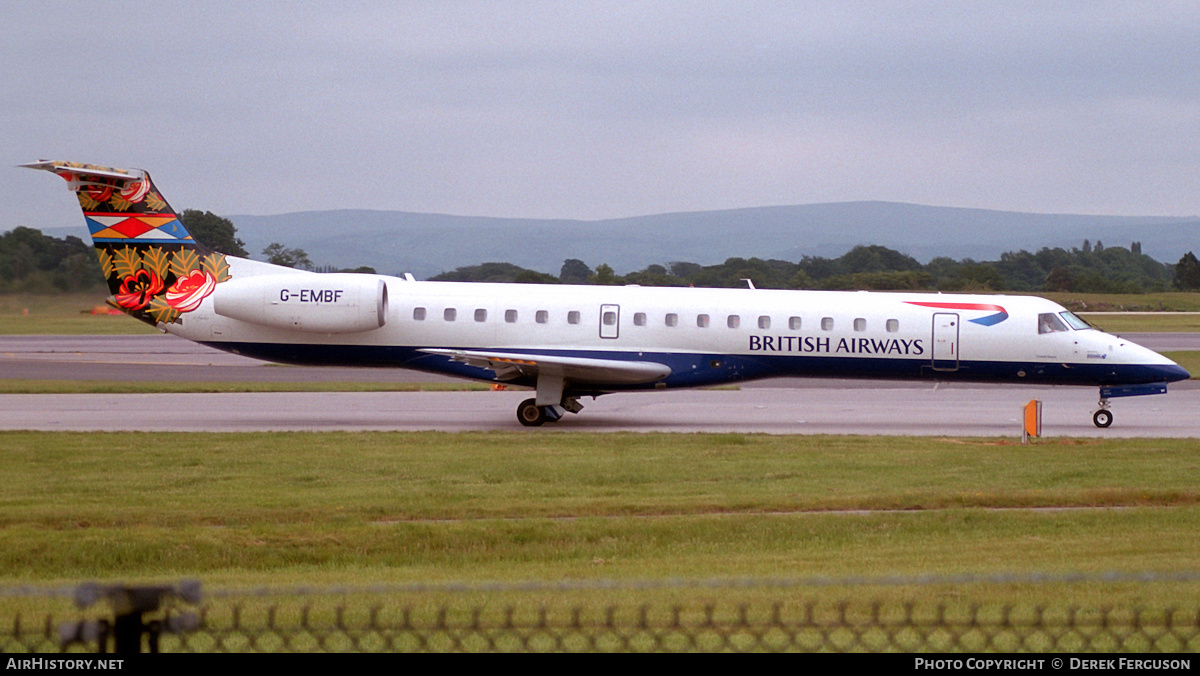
[517,398,546,427]
[1093,409,1113,428]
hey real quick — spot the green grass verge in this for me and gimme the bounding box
[1043,291,1200,313]
[1082,314,1200,333]
[0,292,157,335]
[2,431,1199,609]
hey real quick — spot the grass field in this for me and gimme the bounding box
[1043,291,1200,313]
[0,292,157,336]
[2,431,1199,610]
[1081,314,1200,334]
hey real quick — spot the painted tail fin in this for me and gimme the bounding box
[23,161,231,326]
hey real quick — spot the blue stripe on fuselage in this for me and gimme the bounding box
[196,341,1186,390]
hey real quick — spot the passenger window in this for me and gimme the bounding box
[727,315,740,329]
[413,307,426,321]
[474,309,487,322]
[821,317,834,331]
[568,311,581,325]
[886,319,899,333]
[536,310,548,324]
[1038,312,1069,334]
[505,309,518,323]
[789,316,801,330]
[665,313,678,327]
[853,318,866,332]
[634,312,646,326]
[697,314,710,328]
[758,316,771,329]
[443,308,456,322]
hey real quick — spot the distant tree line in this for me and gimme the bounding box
[433,243,1200,293]
[178,210,248,257]
[4,216,1199,295]
[0,212,373,292]
[0,227,101,293]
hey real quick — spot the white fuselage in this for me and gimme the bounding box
[165,257,1186,394]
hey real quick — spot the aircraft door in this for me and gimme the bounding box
[599,304,620,339]
[931,313,959,371]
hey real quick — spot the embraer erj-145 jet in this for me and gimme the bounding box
[25,161,1190,427]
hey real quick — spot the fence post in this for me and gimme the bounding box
[60,581,201,653]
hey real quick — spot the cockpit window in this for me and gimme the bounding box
[1038,312,1069,334]
[1059,311,1093,330]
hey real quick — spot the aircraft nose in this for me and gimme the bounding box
[1163,362,1192,383]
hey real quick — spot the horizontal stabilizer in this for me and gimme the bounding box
[21,161,146,189]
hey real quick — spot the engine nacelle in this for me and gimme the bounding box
[213,273,388,334]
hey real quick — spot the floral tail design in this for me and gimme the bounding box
[22,161,231,326]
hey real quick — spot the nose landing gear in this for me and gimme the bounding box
[1091,382,1170,429]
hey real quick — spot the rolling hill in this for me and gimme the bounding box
[41,202,1200,280]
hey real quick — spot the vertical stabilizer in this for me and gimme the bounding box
[22,161,232,326]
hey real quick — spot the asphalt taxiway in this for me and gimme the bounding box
[1,334,1195,436]
[1,384,1197,436]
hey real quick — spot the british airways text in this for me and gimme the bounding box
[749,335,924,355]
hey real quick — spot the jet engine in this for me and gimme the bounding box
[213,273,388,334]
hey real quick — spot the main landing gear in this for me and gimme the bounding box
[517,398,559,427]
[515,369,588,426]
[516,397,583,427]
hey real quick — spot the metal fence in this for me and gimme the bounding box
[3,574,1200,653]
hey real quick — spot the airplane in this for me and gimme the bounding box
[23,160,1191,428]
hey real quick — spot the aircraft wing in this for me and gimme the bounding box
[418,349,672,385]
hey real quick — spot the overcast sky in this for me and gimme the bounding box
[5,1,1199,234]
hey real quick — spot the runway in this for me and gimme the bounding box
[0,334,459,383]
[1,384,1197,436]
[1,334,1196,436]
